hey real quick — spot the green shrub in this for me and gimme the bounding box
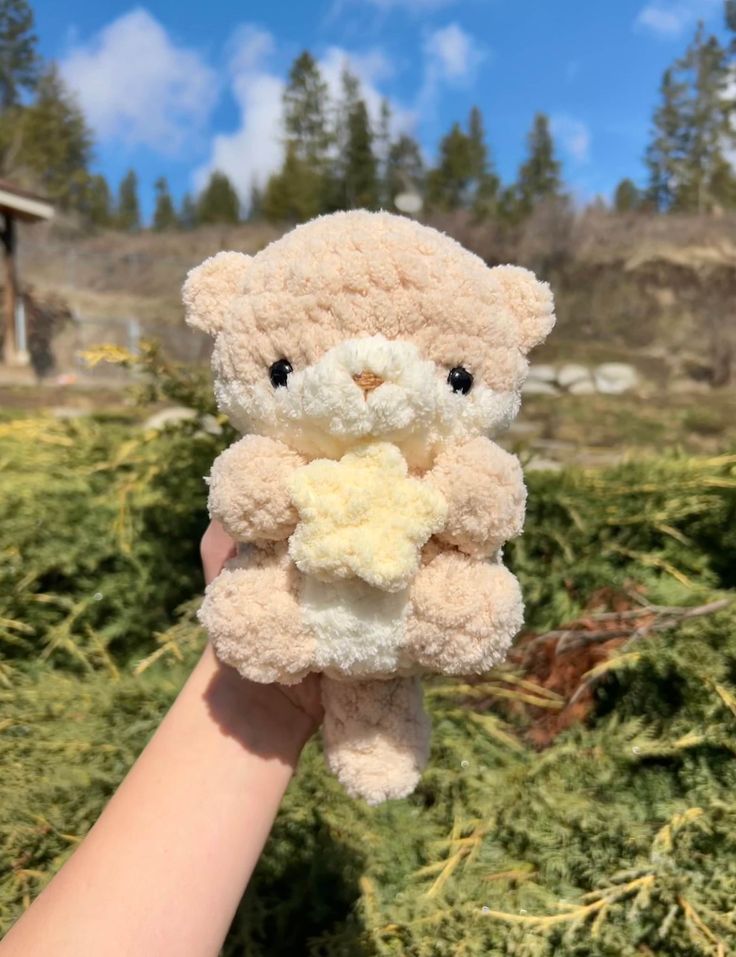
[2,381,736,954]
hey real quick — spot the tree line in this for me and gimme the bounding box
[0,0,734,231]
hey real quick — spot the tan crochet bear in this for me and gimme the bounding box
[184,210,555,804]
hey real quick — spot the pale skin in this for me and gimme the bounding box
[0,520,323,957]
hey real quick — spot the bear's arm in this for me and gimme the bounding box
[423,437,526,558]
[207,435,306,544]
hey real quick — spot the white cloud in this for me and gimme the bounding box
[551,114,591,164]
[60,8,217,153]
[194,30,414,210]
[418,22,487,117]
[193,26,284,203]
[227,23,275,74]
[318,46,415,134]
[424,23,484,83]
[634,0,721,37]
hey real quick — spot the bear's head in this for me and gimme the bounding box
[184,211,554,468]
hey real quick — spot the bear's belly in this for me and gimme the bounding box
[300,575,411,678]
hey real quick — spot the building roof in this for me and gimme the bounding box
[0,179,54,223]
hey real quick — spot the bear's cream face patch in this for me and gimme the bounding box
[213,334,520,467]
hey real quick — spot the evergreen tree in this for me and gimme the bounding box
[284,51,332,165]
[15,64,92,209]
[426,121,474,210]
[267,50,333,220]
[427,108,499,215]
[83,173,112,227]
[116,169,141,231]
[376,97,392,205]
[613,178,642,212]
[196,170,240,224]
[727,0,736,37]
[385,133,425,207]
[646,22,736,212]
[343,97,378,209]
[645,68,690,211]
[516,113,562,215]
[178,192,196,230]
[152,176,176,231]
[0,0,38,109]
[263,143,323,222]
[248,181,263,221]
[467,106,499,217]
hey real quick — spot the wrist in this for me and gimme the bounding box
[194,645,314,765]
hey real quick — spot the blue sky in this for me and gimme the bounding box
[30,0,732,220]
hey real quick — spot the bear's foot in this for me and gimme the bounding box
[321,676,430,804]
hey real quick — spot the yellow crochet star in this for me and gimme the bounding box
[288,442,447,592]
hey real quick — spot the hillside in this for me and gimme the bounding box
[15,210,736,390]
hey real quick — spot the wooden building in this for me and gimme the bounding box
[0,180,54,365]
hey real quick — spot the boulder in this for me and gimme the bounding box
[568,379,597,395]
[594,363,639,395]
[557,363,591,389]
[526,363,558,384]
[522,380,559,396]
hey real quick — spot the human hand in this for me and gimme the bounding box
[199,520,323,748]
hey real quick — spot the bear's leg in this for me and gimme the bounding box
[406,551,524,674]
[200,544,315,685]
[321,676,430,804]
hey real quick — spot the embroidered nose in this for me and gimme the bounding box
[353,371,384,394]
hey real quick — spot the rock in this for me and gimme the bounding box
[51,406,89,420]
[143,406,223,436]
[522,380,559,396]
[568,379,597,395]
[594,362,639,395]
[525,363,558,383]
[557,363,591,389]
[507,420,542,436]
[143,407,198,430]
[525,456,563,472]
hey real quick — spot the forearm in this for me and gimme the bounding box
[1,644,311,957]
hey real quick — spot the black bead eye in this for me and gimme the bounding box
[269,358,293,388]
[448,366,473,395]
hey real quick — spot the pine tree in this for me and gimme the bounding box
[645,68,690,211]
[263,142,323,222]
[426,122,474,210]
[385,134,424,208]
[0,0,38,109]
[152,176,176,231]
[375,98,391,205]
[646,21,736,212]
[343,97,378,209]
[15,64,92,209]
[196,171,240,224]
[516,112,562,215]
[248,182,263,221]
[116,169,141,231]
[283,50,332,211]
[178,192,196,230]
[467,106,499,217]
[83,173,112,227]
[678,25,733,212]
[613,178,642,212]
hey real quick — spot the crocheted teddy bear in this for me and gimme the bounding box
[184,210,555,804]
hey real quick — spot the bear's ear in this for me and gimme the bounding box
[182,251,252,336]
[489,264,556,355]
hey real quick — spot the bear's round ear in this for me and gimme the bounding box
[182,251,252,336]
[489,264,556,355]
